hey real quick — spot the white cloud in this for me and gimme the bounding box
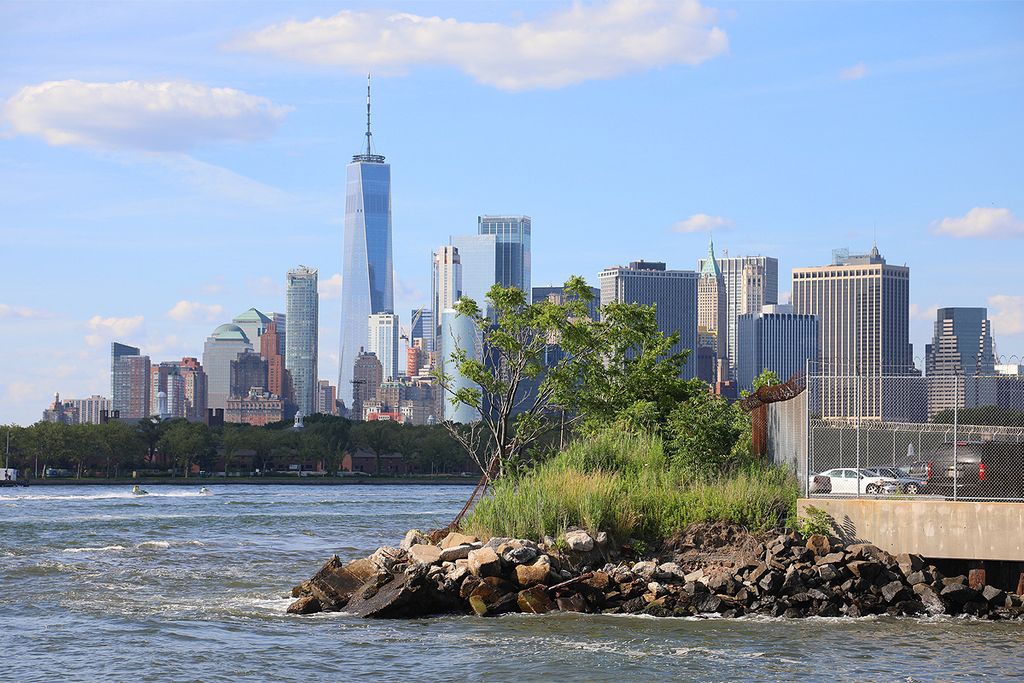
[166,300,225,323]
[989,295,1024,335]
[85,314,144,346]
[671,213,734,233]
[933,207,1024,239]
[319,273,342,300]
[229,0,728,91]
[0,303,52,319]
[840,62,868,80]
[2,80,290,151]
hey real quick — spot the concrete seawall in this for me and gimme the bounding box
[798,498,1024,562]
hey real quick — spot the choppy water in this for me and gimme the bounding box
[2,484,1023,682]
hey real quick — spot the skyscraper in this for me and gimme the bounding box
[697,237,729,382]
[339,76,393,406]
[286,266,319,417]
[410,307,434,354]
[150,361,186,419]
[432,245,462,351]
[232,308,271,350]
[316,380,338,415]
[598,261,698,379]
[736,305,819,392]
[450,233,498,313]
[202,324,253,411]
[367,312,400,381]
[925,307,996,418]
[111,342,150,418]
[230,350,269,399]
[792,246,913,419]
[478,215,531,293]
[698,253,779,381]
[67,395,111,425]
[260,321,289,404]
[352,349,383,420]
[440,308,479,423]
[179,357,207,421]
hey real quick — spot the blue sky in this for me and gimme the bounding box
[1,0,1022,425]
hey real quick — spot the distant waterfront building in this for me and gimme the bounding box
[286,266,319,418]
[367,312,400,381]
[697,238,729,383]
[432,245,462,350]
[450,233,498,315]
[339,76,393,408]
[698,253,779,381]
[440,308,479,423]
[599,260,698,379]
[202,324,253,411]
[995,364,1024,411]
[478,215,531,294]
[270,312,287,356]
[792,246,913,420]
[42,392,68,424]
[317,380,338,416]
[68,395,111,425]
[259,321,290,404]
[232,309,271,351]
[925,307,997,418]
[111,342,151,419]
[230,350,269,400]
[736,305,819,392]
[225,387,284,426]
[352,349,383,420]
[150,361,186,419]
[179,357,207,421]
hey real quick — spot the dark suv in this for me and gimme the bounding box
[908,441,1024,498]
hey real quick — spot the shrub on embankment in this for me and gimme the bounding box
[462,431,798,543]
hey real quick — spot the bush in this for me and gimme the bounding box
[463,430,798,543]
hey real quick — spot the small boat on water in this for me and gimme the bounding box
[131,485,148,496]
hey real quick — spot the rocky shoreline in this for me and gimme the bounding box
[288,523,1024,621]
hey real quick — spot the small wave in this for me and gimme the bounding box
[137,541,170,550]
[62,545,127,553]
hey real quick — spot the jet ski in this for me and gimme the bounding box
[198,487,211,495]
[131,485,148,496]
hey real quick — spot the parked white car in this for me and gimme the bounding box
[816,468,898,495]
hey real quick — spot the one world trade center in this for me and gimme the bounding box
[339,76,393,408]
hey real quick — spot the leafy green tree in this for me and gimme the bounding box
[666,386,744,473]
[158,420,212,477]
[752,369,781,392]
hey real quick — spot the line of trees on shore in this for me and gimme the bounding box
[1,415,472,479]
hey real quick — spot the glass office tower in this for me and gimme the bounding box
[339,79,393,406]
[286,266,319,417]
[478,215,531,293]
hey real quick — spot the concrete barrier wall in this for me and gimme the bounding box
[798,498,1024,562]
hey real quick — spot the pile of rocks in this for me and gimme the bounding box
[287,526,1024,620]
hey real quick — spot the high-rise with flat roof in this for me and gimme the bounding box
[230,350,268,399]
[737,305,819,392]
[410,307,433,355]
[179,357,207,420]
[259,321,289,404]
[450,233,498,315]
[68,395,111,425]
[352,349,383,420]
[440,308,480,423]
[367,312,400,381]
[339,76,393,407]
[925,307,996,418]
[202,324,252,411]
[150,361,186,419]
[286,266,319,417]
[792,246,913,419]
[111,342,150,418]
[599,260,698,379]
[478,215,531,294]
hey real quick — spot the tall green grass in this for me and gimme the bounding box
[462,431,798,543]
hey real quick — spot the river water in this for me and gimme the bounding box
[2,484,1022,682]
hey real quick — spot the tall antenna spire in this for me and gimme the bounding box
[353,73,385,163]
[365,73,372,156]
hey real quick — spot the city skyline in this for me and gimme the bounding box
[2,1,1023,425]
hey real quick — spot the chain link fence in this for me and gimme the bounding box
[804,365,1024,501]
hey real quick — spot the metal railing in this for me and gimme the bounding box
[804,367,1024,502]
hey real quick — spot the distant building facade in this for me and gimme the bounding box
[286,266,319,416]
[736,305,819,392]
[225,387,284,426]
[440,308,479,423]
[179,357,208,421]
[232,308,271,351]
[432,245,462,352]
[478,215,531,294]
[792,246,913,420]
[352,349,384,421]
[599,260,698,379]
[367,312,400,381]
[230,350,268,400]
[450,233,498,316]
[697,238,729,383]
[925,307,997,418]
[317,380,338,415]
[68,394,111,424]
[202,324,252,411]
[111,342,151,419]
